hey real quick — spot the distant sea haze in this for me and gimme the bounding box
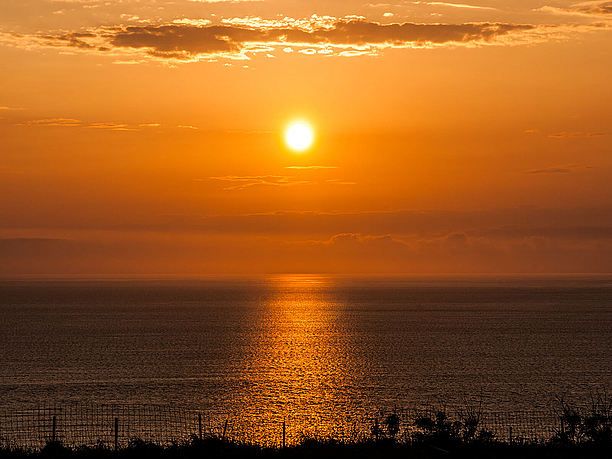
[1,275,611,437]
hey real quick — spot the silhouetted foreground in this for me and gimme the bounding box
[2,398,610,458]
[1,435,611,459]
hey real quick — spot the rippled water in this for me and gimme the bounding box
[1,275,611,440]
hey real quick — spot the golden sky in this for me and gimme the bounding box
[1,0,611,275]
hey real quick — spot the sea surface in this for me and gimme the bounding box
[1,275,611,442]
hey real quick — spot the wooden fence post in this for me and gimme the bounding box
[222,419,228,441]
[375,418,379,441]
[114,417,119,451]
[509,426,513,444]
[282,420,286,449]
[52,415,56,443]
[198,413,202,440]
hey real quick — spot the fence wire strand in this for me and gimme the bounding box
[0,404,562,450]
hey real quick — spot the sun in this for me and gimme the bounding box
[285,121,314,152]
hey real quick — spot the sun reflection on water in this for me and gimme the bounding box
[234,275,361,444]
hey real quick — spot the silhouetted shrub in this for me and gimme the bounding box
[384,413,400,439]
[411,408,495,446]
[552,392,611,445]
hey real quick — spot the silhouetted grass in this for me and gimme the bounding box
[0,435,610,459]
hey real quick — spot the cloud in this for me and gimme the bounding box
[324,179,357,185]
[267,229,612,273]
[107,20,537,59]
[6,208,612,274]
[416,2,497,10]
[325,232,410,248]
[5,229,612,275]
[3,15,593,62]
[44,206,609,240]
[285,165,338,170]
[547,131,607,138]
[536,1,612,18]
[172,19,212,27]
[86,122,133,131]
[17,118,170,130]
[207,175,313,190]
[204,171,357,190]
[25,118,82,126]
[527,164,593,174]
[39,32,100,49]
[188,0,263,3]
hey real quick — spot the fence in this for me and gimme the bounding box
[391,406,558,443]
[0,404,562,450]
[0,405,205,450]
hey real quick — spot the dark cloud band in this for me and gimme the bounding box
[108,20,535,58]
[16,17,545,61]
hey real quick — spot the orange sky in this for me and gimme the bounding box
[1,1,611,275]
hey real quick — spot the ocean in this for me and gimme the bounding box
[1,275,611,443]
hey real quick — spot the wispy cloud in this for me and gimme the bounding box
[415,2,497,10]
[527,164,593,174]
[324,178,357,185]
[188,0,263,3]
[86,122,134,131]
[536,1,612,18]
[206,175,312,191]
[285,165,338,170]
[547,131,607,138]
[202,172,355,190]
[25,118,82,126]
[19,118,167,130]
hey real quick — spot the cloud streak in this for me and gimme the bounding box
[16,118,189,131]
[207,175,312,190]
[202,173,355,190]
[527,164,593,174]
[547,131,607,138]
[537,1,612,18]
[416,2,497,10]
[285,165,338,170]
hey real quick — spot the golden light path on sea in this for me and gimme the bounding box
[227,275,360,445]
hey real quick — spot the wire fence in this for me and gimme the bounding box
[0,404,563,450]
[392,406,558,443]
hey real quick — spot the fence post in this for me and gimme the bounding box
[282,420,286,449]
[375,418,379,441]
[509,426,512,444]
[222,419,228,441]
[198,413,202,440]
[114,417,119,451]
[561,417,565,436]
[52,415,56,443]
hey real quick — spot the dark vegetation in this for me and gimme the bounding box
[1,396,610,459]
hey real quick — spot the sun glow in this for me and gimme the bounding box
[285,122,314,152]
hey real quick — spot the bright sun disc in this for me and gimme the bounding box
[285,122,313,151]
